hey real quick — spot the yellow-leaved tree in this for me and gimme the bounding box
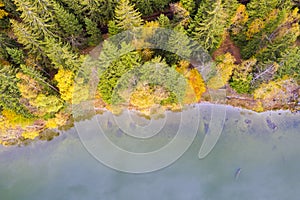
[207,53,236,89]
[0,1,8,20]
[54,68,75,102]
[176,60,206,103]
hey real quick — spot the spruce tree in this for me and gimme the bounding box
[157,14,170,28]
[0,65,30,116]
[189,0,227,52]
[180,0,195,15]
[80,0,117,25]
[52,1,82,38]
[84,17,102,46]
[98,41,141,104]
[10,20,43,56]
[42,37,81,71]
[114,0,143,31]
[13,0,54,37]
[247,0,282,19]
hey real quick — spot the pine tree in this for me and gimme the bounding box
[80,0,117,25]
[247,0,282,19]
[189,0,228,52]
[6,47,24,65]
[180,0,195,15]
[0,65,30,116]
[276,47,300,83]
[114,0,143,31]
[52,1,82,37]
[230,58,256,93]
[84,17,102,45]
[59,0,83,16]
[207,53,236,89]
[0,32,18,60]
[98,41,141,104]
[1,0,18,17]
[10,19,43,56]
[108,20,119,36]
[167,24,192,63]
[13,0,54,37]
[132,0,153,15]
[157,14,170,28]
[42,37,81,71]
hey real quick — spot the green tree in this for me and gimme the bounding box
[10,20,43,57]
[80,0,117,25]
[0,65,30,116]
[98,41,141,104]
[230,58,256,93]
[157,14,170,28]
[247,0,283,19]
[108,20,119,36]
[167,25,192,64]
[0,33,18,60]
[6,47,24,65]
[114,0,143,31]
[132,0,152,15]
[42,37,81,71]
[59,0,83,16]
[13,0,54,37]
[52,1,83,38]
[189,0,227,52]
[84,17,102,45]
[180,0,195,15]
[276,47,300,83]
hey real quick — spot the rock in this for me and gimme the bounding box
[266,117,278,131]
[204,123,209,134]
[244,119,252,124]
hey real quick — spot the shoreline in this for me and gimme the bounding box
[1,98,299,147]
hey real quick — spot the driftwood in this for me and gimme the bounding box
[226,96,256,101]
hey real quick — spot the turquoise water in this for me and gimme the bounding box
[0,104,300,200]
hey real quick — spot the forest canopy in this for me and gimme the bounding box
[0,0,299,145]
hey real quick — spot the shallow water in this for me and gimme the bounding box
[0,104,299,200]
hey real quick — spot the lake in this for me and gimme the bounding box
[0,104,300,200]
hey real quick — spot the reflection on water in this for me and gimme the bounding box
[0,104,299,200]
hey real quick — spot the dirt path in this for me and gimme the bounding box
[212,34,243,64]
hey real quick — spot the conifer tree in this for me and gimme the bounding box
[157,14,170,28]
[189,0,227,52]
[207,53,236,89]
[84,17,102,45]
[0,33,18,60]
[167,24,192,63]
[132,0,153,15]
[276,47,300,83]
[10,19,43,56]
[13,0,54,37]
[6,47,24,65]
[1,0,18,17]
[108,20,119,36]
[114,0,143,31]
[247,0,282,19]
[52,1,82,37]
[42,37,81,71]
[59,0,83,16]
[80,0,117,25]
[98,41,141,104]
[180,0,195,15]
[0,65,30,116]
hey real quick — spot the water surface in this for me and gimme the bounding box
[0,104,299,200]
